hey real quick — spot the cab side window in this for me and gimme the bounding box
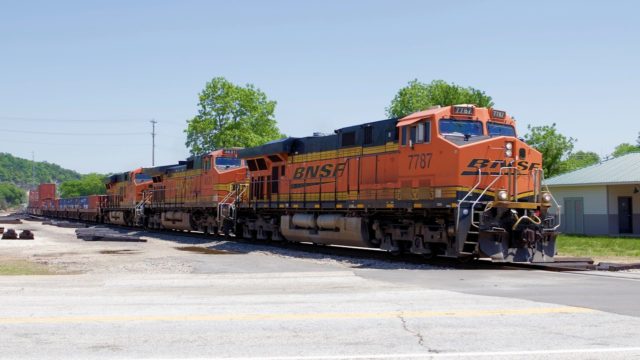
[409,121,431,144]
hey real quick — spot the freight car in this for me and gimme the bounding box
[28,105,560,263]
[27,183,56,216]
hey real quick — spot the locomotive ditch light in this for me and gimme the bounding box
[541,192,552,206]
[497,190,509,201]
[505,142,514,157]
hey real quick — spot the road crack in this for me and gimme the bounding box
[398,313,438,352]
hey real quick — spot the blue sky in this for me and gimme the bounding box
[1,0,638,174]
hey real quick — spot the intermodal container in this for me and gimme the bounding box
[87,195,102,210]
[28,190,39,208]
[43,199,55,210]
[38,183,56,200]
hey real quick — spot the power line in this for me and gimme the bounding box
[0,129,148,136]
[0,116,145,123]
[0,116,183,124]
[0,139,149,147]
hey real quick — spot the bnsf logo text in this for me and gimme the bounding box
[461,159,541,175]
[293,163,347,180]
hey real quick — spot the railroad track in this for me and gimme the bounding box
[26,216,639,272]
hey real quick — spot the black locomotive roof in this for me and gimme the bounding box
[142,164,180,177]
[237,118,398,159]
[237,138,296,159]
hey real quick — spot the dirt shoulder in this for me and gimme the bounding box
[0,219,199,275]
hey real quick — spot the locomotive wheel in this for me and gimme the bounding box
[420,253,434,261]
[391,241,409,256]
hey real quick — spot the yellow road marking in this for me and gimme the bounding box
[0,306,593,325]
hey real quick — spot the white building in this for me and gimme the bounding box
[545,152,640,235]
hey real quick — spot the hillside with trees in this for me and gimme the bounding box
[0,153,81,187]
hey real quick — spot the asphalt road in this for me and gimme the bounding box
[357,267,640,317]
[0,220,639,359]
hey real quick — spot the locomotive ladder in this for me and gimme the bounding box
[217,184,247,229]
[134,191,153,226]
[456,167,518,255]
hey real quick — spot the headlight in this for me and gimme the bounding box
[505,149,513,157]
[541,192,552,204]
[505,142,513,150]
[497,190,509,201]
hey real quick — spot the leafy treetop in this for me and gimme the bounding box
[386,79,494,118]
[523,123,575,178]
[611,142,640,158]
[185,77,283,155]
[59,173,107,198]
[558,151,600,174]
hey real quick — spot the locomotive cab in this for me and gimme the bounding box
[397,105,559,262]
[103,168,153,225]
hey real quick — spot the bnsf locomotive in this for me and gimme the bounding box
[28,105,560,263]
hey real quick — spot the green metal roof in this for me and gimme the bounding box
[545,152,640,186]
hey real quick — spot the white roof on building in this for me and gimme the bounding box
[545,152,640,187]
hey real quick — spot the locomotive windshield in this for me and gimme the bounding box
[134,173,152,184]
[439,119,483,137]
[487,122,516,137]
[215,157,242,169]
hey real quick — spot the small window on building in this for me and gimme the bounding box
[281,166,285,176]
[341,131,356,147]
[256,158,268,170]
[363,126,373,145]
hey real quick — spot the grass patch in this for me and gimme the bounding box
[0,259,57,275]
[557,234,640,258]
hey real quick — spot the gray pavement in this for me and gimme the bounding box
[357,267,640,317]
[1,220,640,359]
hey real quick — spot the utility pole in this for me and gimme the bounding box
[150,119,157,166]
[31,151,35,189]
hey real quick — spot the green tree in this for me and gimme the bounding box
[184,77,283,154]
[59,173,106,198]
[559,151,600,173]
[0,183,26,209]
[612,143,640,158]
[524,124,575,178]
[386,79,494,118]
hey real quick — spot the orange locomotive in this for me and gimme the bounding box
[103,168,153,225]
[133,149,246,232]
[236,105,559,262]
